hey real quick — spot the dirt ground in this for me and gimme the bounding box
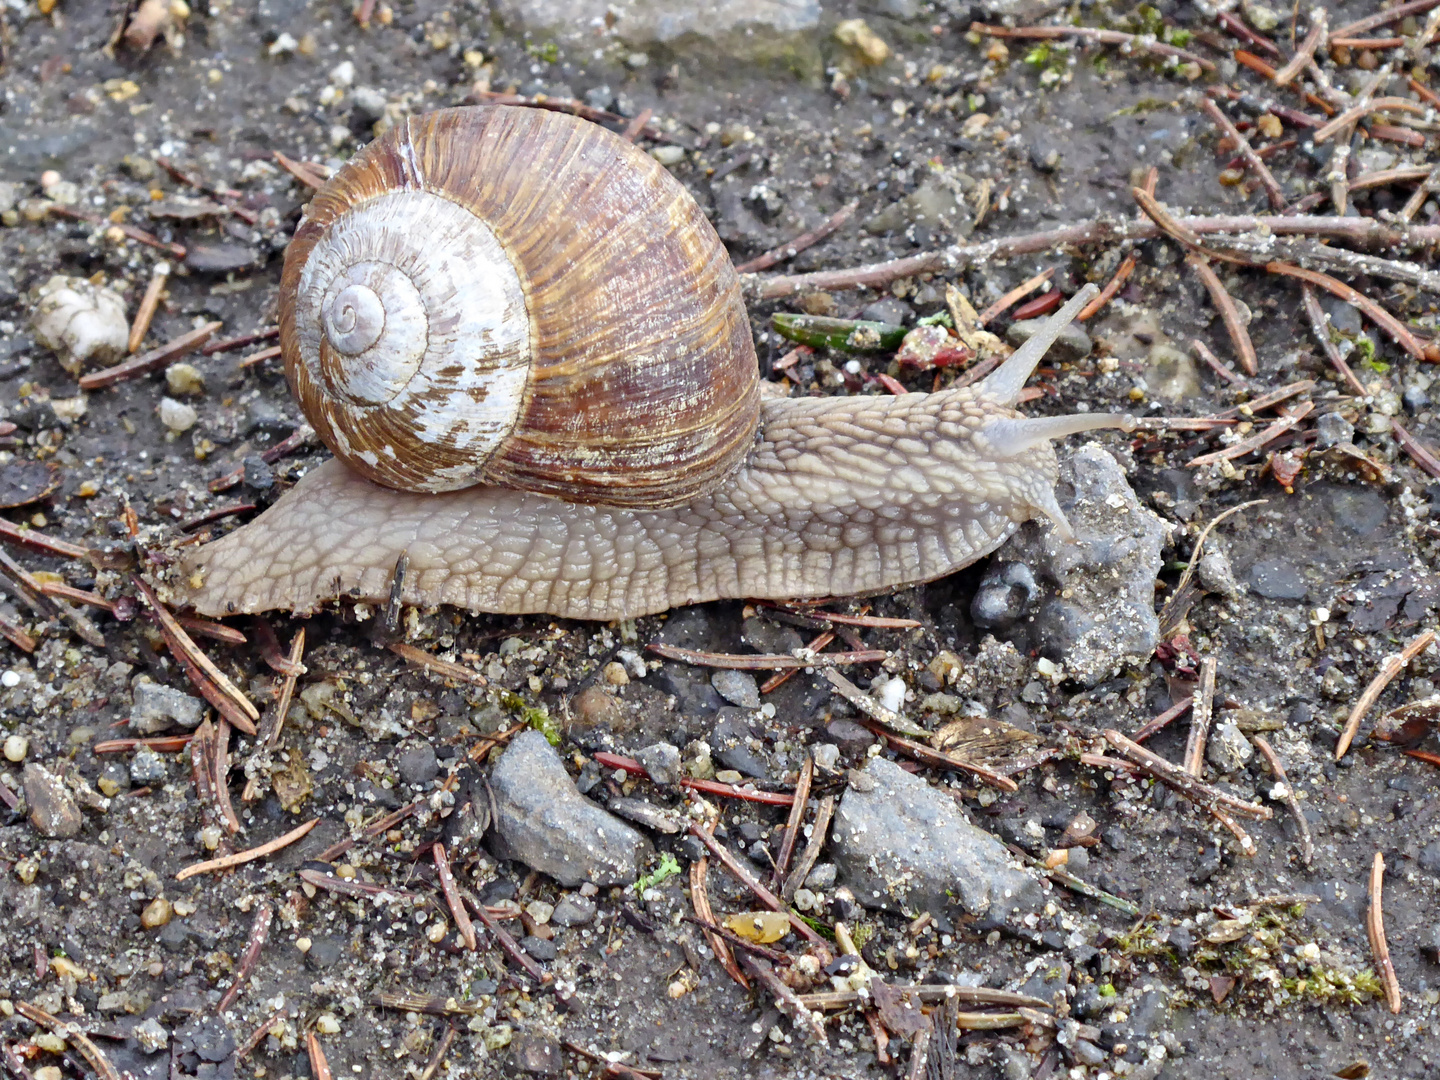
[2,1,1440,1078]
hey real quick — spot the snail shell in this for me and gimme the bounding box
[281,106,760,507]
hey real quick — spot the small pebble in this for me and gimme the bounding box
[649,145,686,167]
[602,661,629,687]
[157,397,198,434]
[873,676,906,713]
[3,735,27,762]
[22,762,82,838]
[711,669,760,709]
[141,897,172,929]
[1,670,20,688]
[315,1013,341,1035]
[164,362,205,396]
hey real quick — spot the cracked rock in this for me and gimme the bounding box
[489,731,651,887]
[830,756,1041,920]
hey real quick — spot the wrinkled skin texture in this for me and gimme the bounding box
[175,386,1070,620]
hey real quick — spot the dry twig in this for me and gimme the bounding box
[128,261,170,353]
[1183,657,1218,777]
[1391,419,1440,480]
[433,842,477,950]
[735,200,859,273]
[690,855,748,989]
[689,822,828,950]
[217,901,273,1013]
[1198,97,1286,210]
[970,21,1214,70]
[771,754,813,891]
[1185,254,1257,374]
[1103,730,1272,819]
[176,817,319,880]
[1367,853,1403,1014]
[1252,736,1313,866]
[1300,284,1368,396]
[648,642,887,670]
[80,320,221,390]
[1272,8,1326,86]
[1336,630,1437,760]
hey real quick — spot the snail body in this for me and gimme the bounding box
[177,106,1129,621]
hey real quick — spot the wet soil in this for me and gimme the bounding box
[2,2,1440,1079]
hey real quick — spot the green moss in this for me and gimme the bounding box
[499,691,560,745]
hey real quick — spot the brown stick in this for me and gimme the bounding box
[257,628,305,751]
[969,21,1214,70]
[1103,729,1272,819]
[0,518,93,561]
[0,611,37,653]
[1331,0,1440,42]
[176,817,319,880]
[1133,697,1194,742]
[128,261,171,353]
[433,843,477,951]
[13,1002,120,1080]
[80,320,222,390]
[688,823,827,949]
[1186,254,1258,375]
[739,955,829,1044]
[648,642,887,670]
[1367,853,1403,1014]
[690,855,748,989]
[418,1024,456,1080]
[1391,419,1440,480]
[1076,253,1136,321]
[1336,630,1437,760]
[1313,97,1427,143]
[1188,401,1313,466]
[388,642,489,687]
[202,326,279,355]
[1216,9,1280,54]
[274,151,327,190]
[1183,658,1218,777]
[976,268,1054,326]
[781,794,835,903]
[1198,98,1286,210]
[747,214,1440,299]
[133,575,259,734]
[1272,9,1326,86]
[1190,338,1245,385]
[306,1032,333,1080]
[1300,284,1368,396]
[217,901,273,1013]
[618,107,653,143]
[1273,260,1426,361]
[857,716,1020,792]
[770,754,813,892]
[51,204,187,258]
[209,425,316,492]
[735,200,859,274]
[465,889,553,984]
[1252,736,1313,866]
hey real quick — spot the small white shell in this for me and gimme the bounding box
[30,274,129,374]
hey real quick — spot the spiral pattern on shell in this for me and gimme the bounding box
[280,105,761,504]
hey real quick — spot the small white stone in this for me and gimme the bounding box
[329,60,355,86]
[315,1013,341,1034]
[874,677,906,714]
[3,735,27,762]
[157,397,198,433]
[649,145,686,167]
[1,670,20,688]
[164,362,204,396]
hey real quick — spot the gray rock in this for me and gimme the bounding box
[859,298,914,325]
[711,669,760,709]
[492,0,820,60]
[812,743,841,772]
[131,1017,169,1054]
[23,763,82,838]
[550,895,597,927]
[129,748,167,785]
[741,616,803,655]
[1197,545,1242,600]
[606,796,685,834]
[1315,412,1354,449]
[397,742,439,787]
[995,445,1172,686]
[830,757,1041,919]
[489,731,650,887]
[304,936,344,969]
[130,681,206,734]
[184,243,261,274]
[971,561,1037,628]
[636,741,681,785]
[508,1031,562,1076]
[1205,721,1254,774]
[1418,841,1440,877]
[1007,317,1092,363]
[1248,559,1307,600]
[521,935,558,962]
[866,172,975,239]
[805,862,837,890]
[710,708,769,778]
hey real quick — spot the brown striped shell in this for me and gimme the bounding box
[279,105,760,506]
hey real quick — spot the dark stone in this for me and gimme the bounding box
[740,616,803,655]
[710,669,760,708]
[304,937,344,970]
[710,708,770,778]
[184,243,261,274]
[241,456,273,490]
[971,561,1037,628]
[158,922,189,951]
[1247,559,1307,600]
[520,935,557,962]
[1418,841,1440,877]
[22,763,83,838]
[480,879,518,904]
[508,1032,563,1076]
[1101,826,1128,852]
[396,742,439,787]
[858,298,913,325]
[550,896,596,927]
[824,718,876,756]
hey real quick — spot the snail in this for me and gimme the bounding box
[174,106,1132,621]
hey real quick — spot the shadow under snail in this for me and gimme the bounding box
[174,105,1133,621]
